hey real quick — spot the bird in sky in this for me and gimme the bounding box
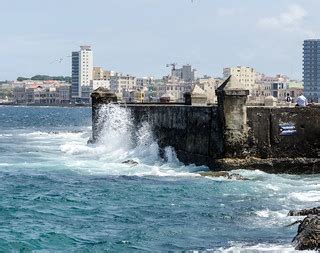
[50,56,71,64]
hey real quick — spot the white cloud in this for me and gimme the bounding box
[258,4,306,31]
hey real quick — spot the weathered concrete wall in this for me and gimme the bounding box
[217,89,249,158]
[247,107,320,159]
[214,106,320,173]
[127,104,224,167]
[91,85,320,173]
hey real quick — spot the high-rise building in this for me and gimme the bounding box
[303,39,320,102]
[71,46,93,99]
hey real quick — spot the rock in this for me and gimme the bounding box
[122,160,139,167]
[288,207,320,216]
[199,171,247,180]
[292,215,320,251]
[199,171,230,178]
[288,208,320,250]
[228,173,247,180]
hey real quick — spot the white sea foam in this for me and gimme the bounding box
[0,134,13,137]
[255,209,287,219]
[255,209,270,218]
[19,131,84,139]
[58,104,202,177]
[215,243,316,252]
[266,184,280,192]
[289,191,320,202]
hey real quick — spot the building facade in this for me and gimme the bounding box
[171,64,197,82]
[93,67,115,80]
[157,76,192,102]
[196,77,223,104]
[303,39,320,102]
[71,46,93,101]
[13,82,71,105]
[223,66,256,94]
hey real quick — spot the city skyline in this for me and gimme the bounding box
[1,0,320,80]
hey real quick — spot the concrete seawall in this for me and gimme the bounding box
[128,104,223,167]
[91,78,320,174]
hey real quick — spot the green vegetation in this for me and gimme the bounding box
[0,87,13,99]
[17,75,71,83]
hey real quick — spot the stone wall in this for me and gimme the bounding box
[243,106,320,173]
[127,104,224,167]
[91,83,320,173]
[248,107,320,159]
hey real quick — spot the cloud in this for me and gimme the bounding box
[258,4,306,31]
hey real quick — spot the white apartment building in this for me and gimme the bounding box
[223,66,256,94]
[136,77,154,90]
[71,46,93,99]
[93,67,104,80]
[196,77,223,104]
[157,76,192,102]
[110,74,136,93]
[93,67,116,81]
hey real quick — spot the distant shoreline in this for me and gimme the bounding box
[0,103,91,108]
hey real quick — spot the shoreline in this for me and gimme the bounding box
[0,103,91,108]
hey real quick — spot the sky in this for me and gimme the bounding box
[0,0,319,80]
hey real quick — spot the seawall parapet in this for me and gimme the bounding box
[91,79,320,174]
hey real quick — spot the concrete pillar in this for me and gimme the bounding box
[216,76,249,157]
[90,87,118,142]
[191,85,208,106]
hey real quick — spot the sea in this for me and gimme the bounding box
[0,105,319,252]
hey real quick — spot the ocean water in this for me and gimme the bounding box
[0,105,319,252]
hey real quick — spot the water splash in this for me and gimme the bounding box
[95,104,183,166]
[59,103,202,176]
[132,121,160,162]
[96,104,134,152]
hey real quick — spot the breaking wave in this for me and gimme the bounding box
[216,243,317,253]
[60,104,203,177]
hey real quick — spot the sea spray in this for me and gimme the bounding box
[94,103,182,165]
[133,121,160,162]
[96,104,134,152]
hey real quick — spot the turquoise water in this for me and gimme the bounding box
[0,106,319,252]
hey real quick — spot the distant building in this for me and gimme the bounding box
[271,82,287,100]
[71,46,93,101]
[303,39,320,102]
[110,74,136,93]
[171,64,197,82]
[287,81,304,103]
[91,80,110,90]
[223,66,256,94]
[93,67,104,80]
[56,84,71,104]
[109,73,136,102]
[13,82,71,105]
[93,67,115,81]
[157,76,191,102]
[13,85,26,104]
[196,77,223,104]
[136,77,154,90]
